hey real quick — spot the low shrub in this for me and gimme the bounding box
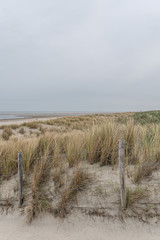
[19,127,25,134]
[2,127,13,140]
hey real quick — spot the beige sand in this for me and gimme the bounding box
[0,213,160,240]
[0,117,59,127]
[1,165,160,240]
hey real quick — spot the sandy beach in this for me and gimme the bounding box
[0,112,89,127]
[0,116,59,127]
[0,213,160,240]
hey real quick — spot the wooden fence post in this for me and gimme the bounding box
[18,152,23,207]
[119,140,126,209]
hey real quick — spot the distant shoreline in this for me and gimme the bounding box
[0,112,100,119]
[0,112,94,127]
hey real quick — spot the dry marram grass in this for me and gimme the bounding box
[0,112,160,222]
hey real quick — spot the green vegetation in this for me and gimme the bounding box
[133,110,160,125]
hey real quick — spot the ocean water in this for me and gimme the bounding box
[0,111,110,120]
[0,115,24,120]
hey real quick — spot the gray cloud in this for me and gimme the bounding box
[0,0,160,112]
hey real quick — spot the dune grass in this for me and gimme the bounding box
[0,112,160,176]
[0,111,160,220]
[27,155,51,223]
[133,110,160,125]
[2,127,13,141]
[54,167,91,218]
[126,187,149,207]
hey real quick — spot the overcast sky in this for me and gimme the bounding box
[0,0,160,112]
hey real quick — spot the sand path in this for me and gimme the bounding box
[0,213,160,240]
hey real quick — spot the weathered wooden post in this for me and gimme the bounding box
[18,152,23,207]
[119,140,126,209]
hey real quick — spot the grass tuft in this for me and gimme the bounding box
[126,187,149,208]
[133,161,160,184]
[54,168,91,217]
[2,127,13,141]
[19,127,25,134]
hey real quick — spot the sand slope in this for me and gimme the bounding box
[1,164,160,240]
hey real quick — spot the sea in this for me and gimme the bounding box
[0,115,24,120]
[0,111,26,120]
[0,111,105,120]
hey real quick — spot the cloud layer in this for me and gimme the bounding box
[0,0,160,111]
